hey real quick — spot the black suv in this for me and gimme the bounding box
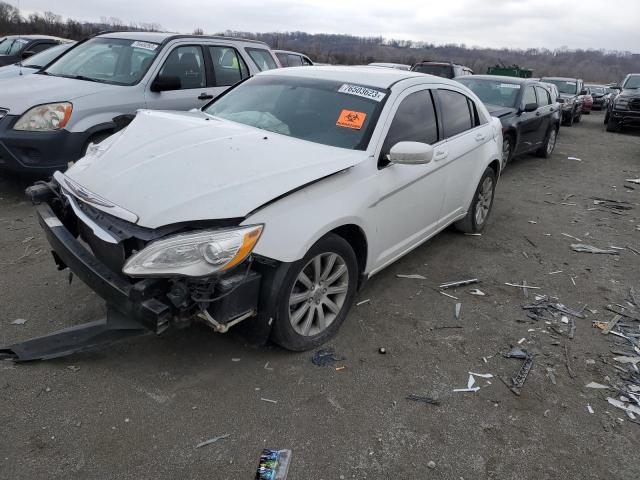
[412,61,473,79]
[0,35,70,66]
[605,73,640,132]
[456,75,561,169]
[540,77,586,126]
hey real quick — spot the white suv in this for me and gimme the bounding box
[24,66,502,355]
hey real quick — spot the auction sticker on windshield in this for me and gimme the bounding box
[131,41,158,51]
[500,84,520,89]
[338,84,386,102]
[336,109,367,129]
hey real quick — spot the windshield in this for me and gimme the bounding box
[245,48,278,71]
[457,78,521,108]
[0,38,28,56]
[22,43,72,69]
[623,75,640,89]
[543,79,578,94]
[589,86,605,94]
[45,37,159,85]
[204,76,386,150]
[412,64,454,78]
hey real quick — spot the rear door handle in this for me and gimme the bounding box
[474,133,486,142]
[434,149,449,162]
[198,93,214,100]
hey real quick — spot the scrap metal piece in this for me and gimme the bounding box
[548,303,586,319]
[439,278,479,290]
[195,434,230,449]
[453,387,480,393]
[503,347,528,359]
[396,274,426,280]
[602,315,622,335]
[505,282,541,290]
[564,343,576,379]
[455,303,462,320]
[406,394,440,405]
[569,317,576,339]
[585,382,609,389]
[510,353,534,396]
[606,305,640,322]
[607,397,640,416]
[570,243,620,255]
[469,289,485,296]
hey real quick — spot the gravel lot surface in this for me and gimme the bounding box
[1,111,639,479]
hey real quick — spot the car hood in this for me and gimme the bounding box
[619,88,640,99]
[0,73,114,114]
[485,104,516,118]
[0,64,36,79]
[63,110,366,229]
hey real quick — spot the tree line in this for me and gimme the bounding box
[0,2,637,84]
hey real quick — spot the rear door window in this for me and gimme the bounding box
[535,86,550,106]
[438,89,474,138]
[158,45,206,89]
[381,90,438,163]
[246,48,278,71]
[286,54,303,67]
[208,46,249,86]
[275,52,288,67]
[30,42,56,54]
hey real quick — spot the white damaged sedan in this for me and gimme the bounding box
[23,66,502,355]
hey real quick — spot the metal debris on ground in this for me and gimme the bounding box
[312,348,342,367]
[439,291,459,300]
[455,303,461,319]
[396,274,426,280]
[11,318,27,325]
[469,289,485,296]
[469,372,493,379]
[406,394,440,405]
[505,282,541,290]
[195,433,230,449]
[260,397,278,404]
[438,278,479,290]
[587,405,594,414]
[503,347,528,359]
[507,351,534,396]
[590,197,634,214]
[585,382,609,389]
[626,178,640,184]
[561,232,583,242]
[356,299,370,306]
[567,156,582,161]
[256,449,292,480]
[570,243,620,255]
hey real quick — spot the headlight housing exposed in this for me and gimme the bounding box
[122,225,263,278]
[14,102,73,131]
[614,97,629,110]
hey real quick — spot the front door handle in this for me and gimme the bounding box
[474,133,486,142]
[198,93,214,100]
[434,150,449,162]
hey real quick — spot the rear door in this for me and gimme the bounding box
[435,88,493,223]
[515,85,543,154]
[369,87,448,269]
[534,85,553,146]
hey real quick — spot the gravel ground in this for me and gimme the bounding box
[1,111,639,479]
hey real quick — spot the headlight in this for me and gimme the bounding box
[614,97,629,110]
[122,225,263,277]
[14,102,72,131]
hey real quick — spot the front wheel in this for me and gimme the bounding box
[604,111,609,124]
[575,111,582,123]
[536,126,557,158]
[501,135,513,169]
[606,119,621,132]
[455,167,497,234]
[271,234,358,351]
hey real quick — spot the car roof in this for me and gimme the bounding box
[97,31,268,46]
[414,61,469,68]
[259,65,460,89]
[540,76,581,81]
[458,74,535,85]
[1,34,68,41]
[274,49,308,56]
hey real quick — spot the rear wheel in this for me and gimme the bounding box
[604,111,610,124]
[271,234,358,351]
[575,110,582,123]
[536,126,557,158]
[564,109,574,127]
[455,167,497,234]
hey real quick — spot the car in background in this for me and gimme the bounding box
[582,91,593,114]
[605,73,640,132]
[368,62,411,71]
[586,85,608,110]
[0,32,280,174]
[273,49,312,67]
[26,66,502,353]
[0,42,75,80]
[456,75,560,168]
[412,61,473,79]
[540,76,586,126]
[540,81,559,103]
[0,35,70,66]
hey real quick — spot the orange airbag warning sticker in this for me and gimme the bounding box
[336,110,367,129]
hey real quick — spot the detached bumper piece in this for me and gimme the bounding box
[0,203,171,362]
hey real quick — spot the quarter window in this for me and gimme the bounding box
[381,90,438,163]
[438,89,474,138]
[208,46,248,86]
[158,45,206,90]
[535,86,550,106]
[522,86,537,108]
[246,48,278,71]
[287,54,303,67]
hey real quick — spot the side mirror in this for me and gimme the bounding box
[21,50,35,60]
[580,89,588,95]
[150,75,181,92]
[523,102,538,112]
[389,141,434,165]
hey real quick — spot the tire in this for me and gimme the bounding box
[271,233,359,351]
[564,109,574,127]
[536,126,557,158]
[584,110,590,115]
[454,167,497,234]
[501,135,514,169]
[606,119,621,132]
[604,111,609,124]
[574,111,582,123]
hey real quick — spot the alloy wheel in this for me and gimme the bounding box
[475,176,494,226]
[288,252,349,336]
[502,137,512,167]
[546,129,557,156]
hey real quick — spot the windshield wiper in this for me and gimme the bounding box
[68,75,107,84]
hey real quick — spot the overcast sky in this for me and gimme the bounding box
[21,0,640,52]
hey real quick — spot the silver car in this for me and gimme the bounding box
[0,32,280,174]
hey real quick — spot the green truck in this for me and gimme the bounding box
[487,64,534,78]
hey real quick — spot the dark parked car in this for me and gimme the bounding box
[586,85,608,110]
[412,61,473,79]
[273,50,312,67]
[540,76,586,126]
[456,75,560,168]
[605,73,640,132]
[0,35,70,66]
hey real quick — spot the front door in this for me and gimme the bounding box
[516,85,544,154]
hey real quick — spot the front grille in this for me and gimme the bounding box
[629,99,640,111]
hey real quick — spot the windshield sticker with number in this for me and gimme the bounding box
[499,84,520,89]
[338,84,386,102]
[131,41,159,51]
[336,109,367,129]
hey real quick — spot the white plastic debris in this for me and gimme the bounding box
[455,303,461,319]
[467,375,476,389]
[11,318,27,325]
[567,156,582,161]
[469,372,493,378]
[614,356,640,365]
[453,387,480,393]
[260,398,278,404]
[505,282,541,290]
[607,397,640,416]
[517,338,526,345]
[469,289,485,296]
[356,299,370,306]
[587,405,594,414]
[626,178,640,184]
[561,316,569,324]
[585,382,609,389]
[396,274,426,279]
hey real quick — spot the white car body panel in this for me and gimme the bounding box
[62,67,501,277]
